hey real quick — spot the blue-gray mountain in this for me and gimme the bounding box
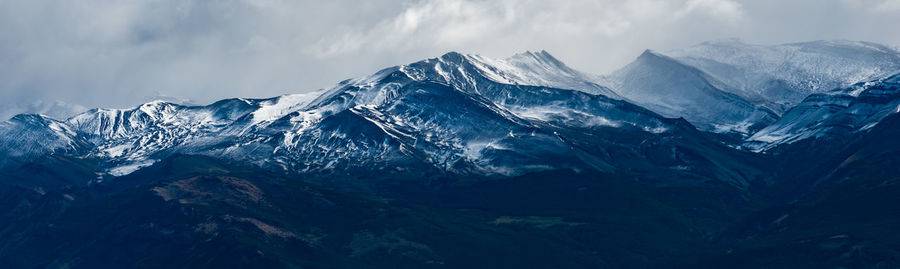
[2,40,900,268]
[0,50,766,189]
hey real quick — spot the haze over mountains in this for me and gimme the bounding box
[2,39,900,268]
[10,39,899,130]
[5,39,899,168]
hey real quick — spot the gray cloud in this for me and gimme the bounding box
[1,0,899,119]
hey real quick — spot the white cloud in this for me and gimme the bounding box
[678,0,743,21]
[840,0,900,11]
[307,0,745,57]
[875,0,900,10]
[307,0,516,57]
[1,0,899,118]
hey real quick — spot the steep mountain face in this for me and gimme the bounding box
[0,115,98,189]
[62,99,259,175]
[604,50,777,134]
[0,114,91,167]
[667,39,900,114]
[5,43,900,268]
[0,51,767,190]
[213,51,767,187]
[290,52,766,185]
[746,73,900,152]
[461,50,621,98]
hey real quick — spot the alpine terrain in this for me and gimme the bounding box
[2,40,900,268]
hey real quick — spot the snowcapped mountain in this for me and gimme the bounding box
[461,50,621,98]
[0,50,767,189]
[64,99,257,175]
[666,39,900,114]
[212,51,721,178]
[0,114,90,163]
[603,50,777,134]
[6,42,900,188]
[6,42,900,269]
[746,72,900,151]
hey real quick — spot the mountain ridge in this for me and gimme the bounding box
[5,41,900,268]
[1,50,718,182]
[5,43,900,182]
[665,38,900,114]
[603,49,777,134]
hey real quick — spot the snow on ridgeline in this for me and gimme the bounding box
[601,49,777,134]
[745,73,900,152]
[665,39,900,114]
[7,42,900,178]
[250,90,326,125]
[463,50,622,98]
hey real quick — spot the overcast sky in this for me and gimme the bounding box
[2,0,899,116]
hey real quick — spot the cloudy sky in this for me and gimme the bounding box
[2,0,899,118]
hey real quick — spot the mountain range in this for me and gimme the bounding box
[2,39,900,268]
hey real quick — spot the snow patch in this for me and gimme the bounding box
[101,144,132,158]
[712,120,754,134]
[251,91,324,124]
[108,159,156,177]
[508,105,621,128]
[642,126,669,134]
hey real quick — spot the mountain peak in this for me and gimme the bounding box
[638,49,655,56]
[141,100,178,108]
[436,50,568,71]
[436,50,619,97]
[509,50,558,61]
[636,49,669,60]
[8,113,52,125]
[438,51,467,61]
[506,50,570,70]
[607,47,773,133]
[667,39,900,112]
[631,49,688,70]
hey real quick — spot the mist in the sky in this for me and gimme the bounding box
[2,0,899,120]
